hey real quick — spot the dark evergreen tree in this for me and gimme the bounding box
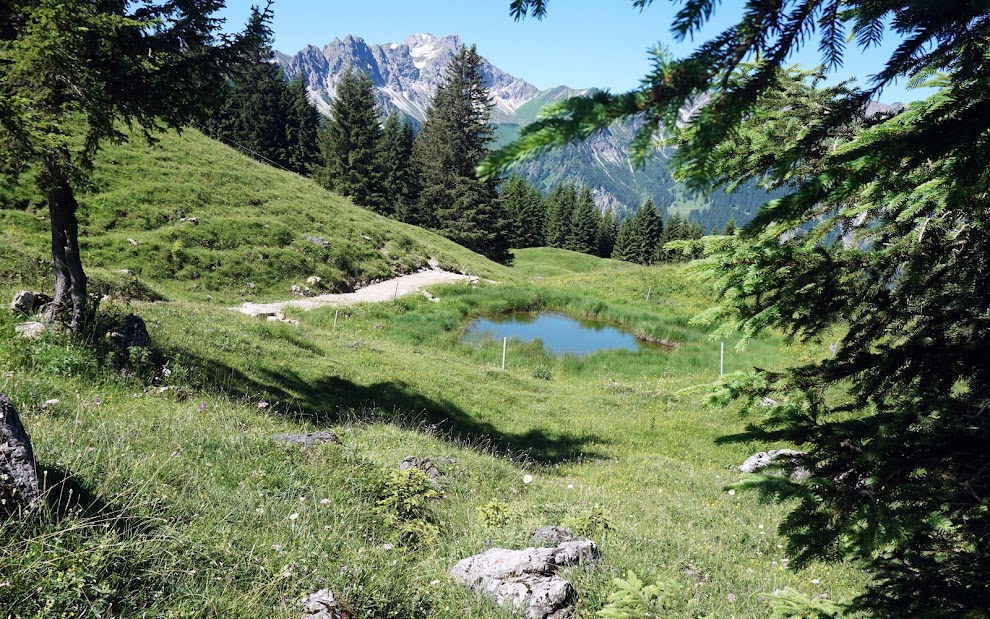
[658,212,686,262]
[501,174,547,248]
[0,0,266,332]
[410,45,511,263]
[376,113,415,218]
[206,7,287,170]
[596,209,619,258]
[517,181,547,248]
[281,73,321,175]
[610,215,638,263]
[634,198,662,264]
[502,2,990,614]
[319,68,384,208]
[565,186,599,254]
[722,217,736,236]
[544,183,577,248]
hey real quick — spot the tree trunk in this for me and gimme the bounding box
[41,155,88,333]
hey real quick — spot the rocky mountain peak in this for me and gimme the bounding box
[275,33,539,123]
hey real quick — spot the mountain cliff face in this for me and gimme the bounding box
[275,34,539,124]
[274,33,770,227]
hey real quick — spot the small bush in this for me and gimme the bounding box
[562,503,613,539]
[597,571,700,619]
[373,468,442,546]
[476,498,517,527]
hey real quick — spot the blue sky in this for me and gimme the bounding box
[219,1,925,104]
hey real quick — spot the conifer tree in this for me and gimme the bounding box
[658,212,686,262]
[611,215,638,263]
[281,73,321,175]
[376,113,415,218]
[319,68,384,208]
[634,198,662,264]
[0,0,267,332]
[500,2,990,614]
[544,183,577,248]
[596,210,619,258]
[410,45,511,263]
[501,174,547,248]
[565,186,599,254]
[207,8,287,170]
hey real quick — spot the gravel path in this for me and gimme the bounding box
[233,269,476,317]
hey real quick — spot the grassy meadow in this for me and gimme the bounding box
[0,130,863,617]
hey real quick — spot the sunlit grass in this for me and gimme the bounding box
[0,129,862,617]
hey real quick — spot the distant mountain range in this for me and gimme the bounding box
[274,33,776,228]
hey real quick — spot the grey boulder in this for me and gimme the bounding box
[300,588,349,619]
[273,431,342,446]
[10,291,52,316]
[1,395,40,515]
[450,539,598,619]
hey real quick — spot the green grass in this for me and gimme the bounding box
[1,127,513,304]
[0,132,864,618]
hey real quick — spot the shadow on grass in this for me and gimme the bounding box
[180,352,607,465]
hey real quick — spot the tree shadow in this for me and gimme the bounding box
[178,350,608,465]
[27,463,159,541]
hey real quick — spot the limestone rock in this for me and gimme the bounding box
[10,291,52,316]
[300,588,350,619]
[273,431,342,446]
[306,276,322,287]
[450,539,598,619]
[15,322,46,339]
[738,449,809,480]
[305,235,331,248]
[530,526,575,547]
[1,395,40,515]
[108,314,151,369]
[399,456,447,491]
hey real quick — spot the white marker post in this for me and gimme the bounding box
[502,337,507,370]
[720,341,725,377]
[646,285,652,302]
[394,280,400,300]
[333,310,338,330]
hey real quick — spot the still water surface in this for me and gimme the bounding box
[463,311,648,356]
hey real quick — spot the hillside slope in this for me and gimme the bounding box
[0,128,514,305]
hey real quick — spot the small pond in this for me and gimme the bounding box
[463,311,653,356]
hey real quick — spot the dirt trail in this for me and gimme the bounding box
[233,269,476,317]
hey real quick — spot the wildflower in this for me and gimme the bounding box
[340,565,349,572]
[430,579,441,585]
[271,544,281,551]
[567,484,574,489]
[811,578,821,585]
[280,570,292,578]
[288,512,299,521]
[727,593,737,603]
[382,543,394,550]
[257,401,269,409]
[727,489,736,495]
[4,372,12,378]
[320,498,330,505]
[42,399,59,409]
[94,397,101,405]
[523,474,533,484]
[162,367,172,378]
[199,401,206,412]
